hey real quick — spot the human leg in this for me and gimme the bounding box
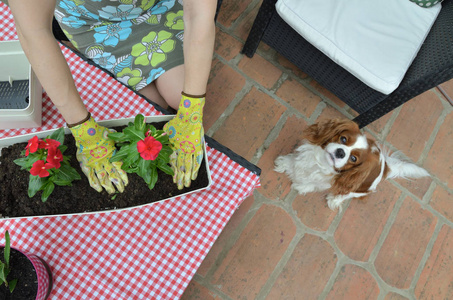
[137,81,168,109]
[155,64,185,109]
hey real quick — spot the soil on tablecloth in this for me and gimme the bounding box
[0,122,209,219]
[0,248,40,300]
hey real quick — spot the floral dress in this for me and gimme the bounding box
[55,0,185,91]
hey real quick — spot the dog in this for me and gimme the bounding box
[274,119,429,210]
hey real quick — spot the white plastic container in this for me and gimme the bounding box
[0,40,42,130]
[0,115,212,220]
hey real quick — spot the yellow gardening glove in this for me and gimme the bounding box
[164,92,205,189]
[69,114,128,194]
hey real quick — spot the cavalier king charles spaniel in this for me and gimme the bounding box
[275,119,429,210]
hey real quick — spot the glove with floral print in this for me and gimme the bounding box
[164,92,205,190]
[69,113,128,194]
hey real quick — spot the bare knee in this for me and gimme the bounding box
[137,82,167,108]
[155,65,185,109]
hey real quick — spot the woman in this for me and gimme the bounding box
[8,0,216,193]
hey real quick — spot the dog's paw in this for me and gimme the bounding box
[294,185,314,195]
[326,194,344,211]
[274,155,290,173]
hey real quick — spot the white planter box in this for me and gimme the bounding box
[0,40,42,130]
[0,115,212,220]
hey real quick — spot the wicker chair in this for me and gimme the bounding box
[242,0,453,128]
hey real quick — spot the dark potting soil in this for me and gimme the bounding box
[0,122,209,219]
[0,248,40,300]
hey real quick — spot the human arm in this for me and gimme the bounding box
[8,0,88,124]
[182,0,217,95]
[163,0,217,189]
[8,0,128,193]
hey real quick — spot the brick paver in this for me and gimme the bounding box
[196,195,255,277]
[386,90,444,162]
[212,87,286,161]
[214,28,244,62]
[292,191,337,232]
[237,53,283,89]
[375,197,437,289]
[267,234,337,299]
[276,78,321,117]
[205,59,246,130]
[325,265,380,300]
[216,0,254,28]
[415,225,453,299]
[430,186,453,223]
[181,280,220,300]
[257,115,308,200]
[335,181,401,262]
[182,3,453,299]
[424,112,453,189]
[211,205,296,299]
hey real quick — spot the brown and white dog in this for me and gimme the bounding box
[274,119,429,210]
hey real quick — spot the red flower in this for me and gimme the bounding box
[30,160,53,178]
[47,146,63,169]
[25,136,42,156]
[137,136,162,160]
[39,138,61,150]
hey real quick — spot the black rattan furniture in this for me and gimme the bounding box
[242,0,453,128]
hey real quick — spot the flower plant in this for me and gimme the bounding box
[0,231,17,293]
[108,114,174,190]
[13,128,81,202]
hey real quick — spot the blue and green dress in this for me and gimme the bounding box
[55,0,185,91]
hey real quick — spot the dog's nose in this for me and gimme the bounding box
[335,148,345,159]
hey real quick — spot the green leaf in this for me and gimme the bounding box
[28,175,46,198]
[156,136,169,145]
[54,164,81,183]
[13,157,29,169]
[0,264,6,285]
[124,127,145,143]
[138,159,152,184]
[157,161,174,176]
[59,145,68,154]
[128,143,139,155]
[125,166,139,173]
[48,127,65,144]
[134,114,145,131]
[147,125,157,137]
[109,145,130,163]
[160,147,173,156]
[4,231,10,268]
[147,167,158,190]
[158,148,173,164]
[107,132,125,142]
[41,182,55,202]
[8,278,17,293]
[123,151,140,168]
[52,179,73,186]
[13,154,40,170]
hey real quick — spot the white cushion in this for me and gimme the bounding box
[276,0,441,95]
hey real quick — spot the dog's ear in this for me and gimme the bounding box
[385,152,429,180]
[330,158,382,195]
[304,119,359,146]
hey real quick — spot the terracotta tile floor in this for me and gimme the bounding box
[181,2,453,299]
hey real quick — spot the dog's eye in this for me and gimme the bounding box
[350,155,357,163]
[340,136,347,144]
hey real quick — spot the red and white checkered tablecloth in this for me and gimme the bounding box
[0,4,260,299]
